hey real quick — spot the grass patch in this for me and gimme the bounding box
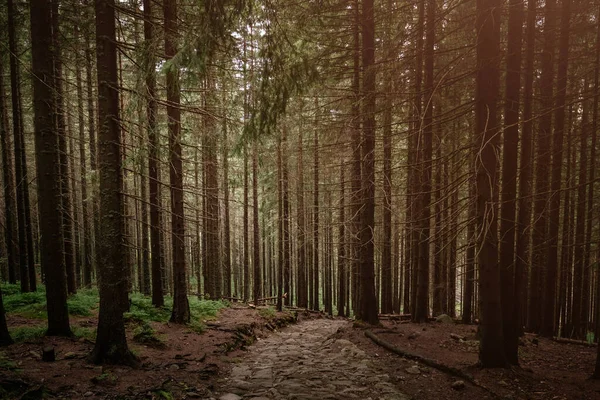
[2,285,99,318]
[125,293,172,323]
[258,306,277,320]
[9,326,46,342]
[132,322,165,348]
[189,297,226,320]
[0,351,17,370]
[72,326,96,341]
[67,288,99,316]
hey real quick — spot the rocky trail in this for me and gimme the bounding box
[215,318,409,400]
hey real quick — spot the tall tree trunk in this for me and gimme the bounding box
[31,0,71,336]
[475,0,506,367]
[515,0,536,338]
[358,0,379,325]
[8,0,33,293]
[350,0,361,315]
[164,0,190,323]
[313,110,320,312]
[585,5,600,343]
[143,0,164,307]
[381,70,393,315]
[541,0,570,338]
[338,160,346,317]
[413,0,434,323]
[222,102,232,298]
[252,138,261,305]
[499,0,523,363]
[91,0,137,365]
[75,23,93,288]
[0,62,18,286]
[282,126,291,307]
[51,0,76,295]
[528,0,556,334]
[296,120,307,308]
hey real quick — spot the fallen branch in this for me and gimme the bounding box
[378,313,412,321]
[365,330,498,397]
[552,337,596,347]
[258,293,288,303]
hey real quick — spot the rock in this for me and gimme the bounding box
[435,314,454,324]
[64,352,78,359]
[450,333,465,341]
[219,394,242,400]
[83,392,93,397]
[451,380,465,390]
[168,363,180,370]
[407,331,420,340]
[405,366,421,375]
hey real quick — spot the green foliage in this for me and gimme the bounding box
[67,288,99,316]
[72,326,96,341]
[1,283,22,296]
[132,322,165,348]
[3,285,99,318]
[3,289,47,319]
[0,351,17,370]
[586,331,595,344]
[125,293,172,323]
[9,326,46,342]
[188,297,225,320]
[258,306,276,320]
[151,389,174,400]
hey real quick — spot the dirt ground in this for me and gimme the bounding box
[340,319,600,400]
[2,310,600,399]
[0,305,297,399]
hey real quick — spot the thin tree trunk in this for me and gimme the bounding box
[542,0,570,338]
[164,0,190,323]
[8,0,32,293]
[0,64,18,286]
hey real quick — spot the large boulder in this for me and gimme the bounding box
[435,314,454,324]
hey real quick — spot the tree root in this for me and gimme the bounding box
[365,330,499,398]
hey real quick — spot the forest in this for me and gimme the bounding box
[0,0,600,398]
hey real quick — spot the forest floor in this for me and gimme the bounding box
[2,299,600,399]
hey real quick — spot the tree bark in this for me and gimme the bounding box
[164,0,190,323]
[0,60,18,286]
[91,0,137,365]
[30,0,71,337]
[499,0,523,363]
[475,0,507,367]
[358,0,379,325]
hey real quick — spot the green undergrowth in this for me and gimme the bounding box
[3,283,228,335]
[7,325,96,343]
[2,284,99,318]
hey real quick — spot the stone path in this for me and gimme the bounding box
[216,319,410,400]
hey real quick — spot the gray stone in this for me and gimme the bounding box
[451,380,465,390]
[435,314,454,324]
[407,331,420,340]
[405,366,421,375]
[218,394,242,400]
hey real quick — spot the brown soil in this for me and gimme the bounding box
[4,312,600,399]
[341,319,600,400]
[0,305,298,399]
